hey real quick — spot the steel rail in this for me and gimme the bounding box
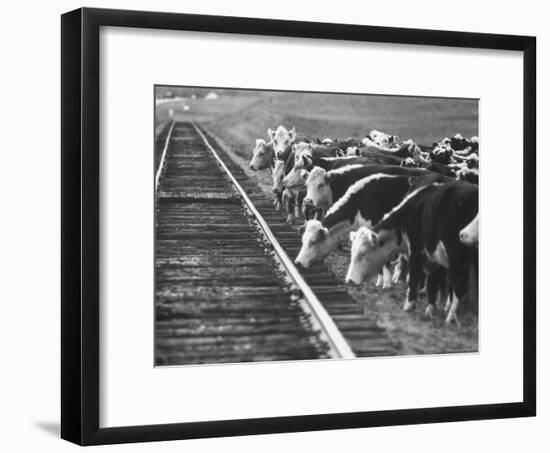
[155,121,176,192]
[192,123,355,360]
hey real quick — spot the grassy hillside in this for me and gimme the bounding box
[156,89,478,160]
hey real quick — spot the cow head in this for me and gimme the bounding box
[431,143,454,164]
[303,167,333,210]
[346,146,361,157]
[465,153,479,169]
[249,139,273,170]
[345,227,399,285]
[292,142,314,169]
[369,129,399,149]
[451,133,471,151]
[282,164,307,191]
[267,126,296,158]
[456,167,479,185]
[459,213,479,247]
[294,220,332,268]
[400,157,417,168]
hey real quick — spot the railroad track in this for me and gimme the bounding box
[155,121,396,366]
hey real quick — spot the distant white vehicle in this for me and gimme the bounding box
[168,108,174,117]
[204,91,219,100]
[182,104,190,111]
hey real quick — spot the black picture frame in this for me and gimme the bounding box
[61,7,536,446]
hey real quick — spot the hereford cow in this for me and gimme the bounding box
[294,172,446,268]
[249,139,274,170]
[268,126,297,158]
[301,164,431,212]
[368,129,400,149]
[344,181,478,324]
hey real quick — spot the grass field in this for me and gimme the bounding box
[155,88,479,355]
[156,89,478,158]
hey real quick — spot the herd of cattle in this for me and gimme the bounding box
[247,125,479,326]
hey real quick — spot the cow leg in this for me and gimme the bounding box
[446,257,471,327]
[375,274,383,287]
[302,201,312,220]
[392,254,407,283]
[273,192,282,211]
[382,264,392,289]
[438,276,450,311]
[286,195,295,224]
[444,290,453,312]
[293,192,305,219]
[445,293,461,327]
[425,267,445,319]
[403,252,423,311]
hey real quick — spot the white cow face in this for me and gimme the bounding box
[268,126,296,158]
[400,157,417,168]
[345,227,398,285]
[295,220,331,268]
[459,213,479,247]
[282,165,307,190]
[400,139,425,163]
[249,139,273,170]
[431,142,454,163]
[272,160,286,194]
[369,130,399,149]
[465,153,479,169]
[387,135,400,148]
[303,167,333,209]
[293,142,314,169]
[346,146,360,157]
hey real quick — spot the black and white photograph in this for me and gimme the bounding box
[154,86,479,366]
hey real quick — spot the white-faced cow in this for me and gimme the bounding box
[344,181,478,324]
[295,173,446,268]
[368,130,400,149]
[346,225,449,316]
[271,148,307,223]
[301,164,431,213]
[249,139,275,170]
[268,126,297,159]
[456,167,479,185]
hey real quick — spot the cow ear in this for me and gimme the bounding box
[267,128,275,139]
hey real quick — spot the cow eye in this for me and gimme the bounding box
[318,183,324,189]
